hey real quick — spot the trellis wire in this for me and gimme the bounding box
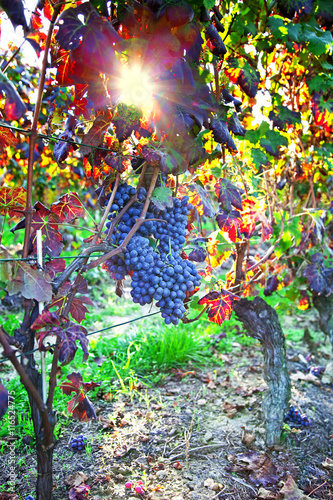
[0,311,161,365]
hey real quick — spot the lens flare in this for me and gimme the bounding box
[116,64,155,112]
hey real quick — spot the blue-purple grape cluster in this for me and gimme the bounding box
[70,434,87,450]
[151,197,189,254]
[309,365,325,377]
[104,182,201,325]
[284,406,311,427]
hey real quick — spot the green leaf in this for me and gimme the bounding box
[203,0,215,9]
[251,148,268,168]
[151,186,174,210]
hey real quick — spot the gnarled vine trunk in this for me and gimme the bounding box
[26,358,55,500]
[312,293,333,345]
[233,297,291,446]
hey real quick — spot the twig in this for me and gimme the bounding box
[170,443,224,461]
[308,481,327,496]
[46,346,59,410]
[224,473,257,494]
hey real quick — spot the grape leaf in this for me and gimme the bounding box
[0,70,27,120]
[0,0,29,32]
[31,310,60,331]
[50,295,93,323]
[11,201,64,257]
[7,261,53,302]
[269,106,302,130]
[179,184,216,218]
[215,179,243,212]
[303,257,333,295]
[198,289,239,325]
[240,197,272,241]
[60,372,100,421]
[0,126,18,152]
[264,275,280,296]
[37,322,89,365]
[151,187,174,210]
[51,192,86,223]
[226,58,260,98]
[53,129,74,168]
[205,24,226,56]
[188,247,206,262]
[0,186,26,218]
[211,119,237,151]
[45,259,66,280]
[0,245,12,287]
[216,211,242,243]
[0,381,8,419]
[56,3,122,82]
[228,112,246,136]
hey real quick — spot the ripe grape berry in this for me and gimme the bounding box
[284,406,311,427]
[70,434,88,451]
[105,183,201,325]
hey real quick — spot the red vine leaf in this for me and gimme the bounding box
[216,211,242,243]
[198,290,239,325]
[240,198,272,241]
[11,201,64,257]
[31,310,60,330]
[45,259,66,280]
[37,322,89,365]
[60,372,100,421]
[0,127,18,153]
[0,187,26,218]
[51,192,86,223]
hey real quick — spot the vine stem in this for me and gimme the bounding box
[22,5,62,259]
[94,172,120,244]
[0,327,52,447]
[86,165,160,271]
[106,163,147,240]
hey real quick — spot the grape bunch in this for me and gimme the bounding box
[309,365,325,377]
[104,182,201,325]
[70,434,87,450]
[284,406,311,427]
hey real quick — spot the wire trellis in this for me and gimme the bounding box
[0,311,161,365]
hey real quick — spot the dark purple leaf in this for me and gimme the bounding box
[212,119,237,151]
[188,247,206,262]
[215,179,243,212]
[0,0,28,31]
[60,372,100,421]
[0,79,26,120]
[38,322,88,365]
[205,24,227,56]
[303,258,333,295]
[228,113,246,136]
[221,89,242,112]
[264,275,280,296]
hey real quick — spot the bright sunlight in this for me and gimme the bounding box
[116,63,155,112]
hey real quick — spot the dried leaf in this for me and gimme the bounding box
[280,476,311,499]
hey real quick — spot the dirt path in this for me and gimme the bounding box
[2,337,332,500]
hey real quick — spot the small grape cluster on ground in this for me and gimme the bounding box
[104,182,201,325]
[70,434,87,451]
[284,406,311,427]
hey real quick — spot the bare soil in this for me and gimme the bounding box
[1,332,333,500]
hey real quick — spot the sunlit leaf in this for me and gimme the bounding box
[60,372,100,421]
[198,289,239,325]
[0,186,26,218]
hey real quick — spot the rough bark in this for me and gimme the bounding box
[233,297,291,446]
[26,361,56,500]
[312,293,333,345]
